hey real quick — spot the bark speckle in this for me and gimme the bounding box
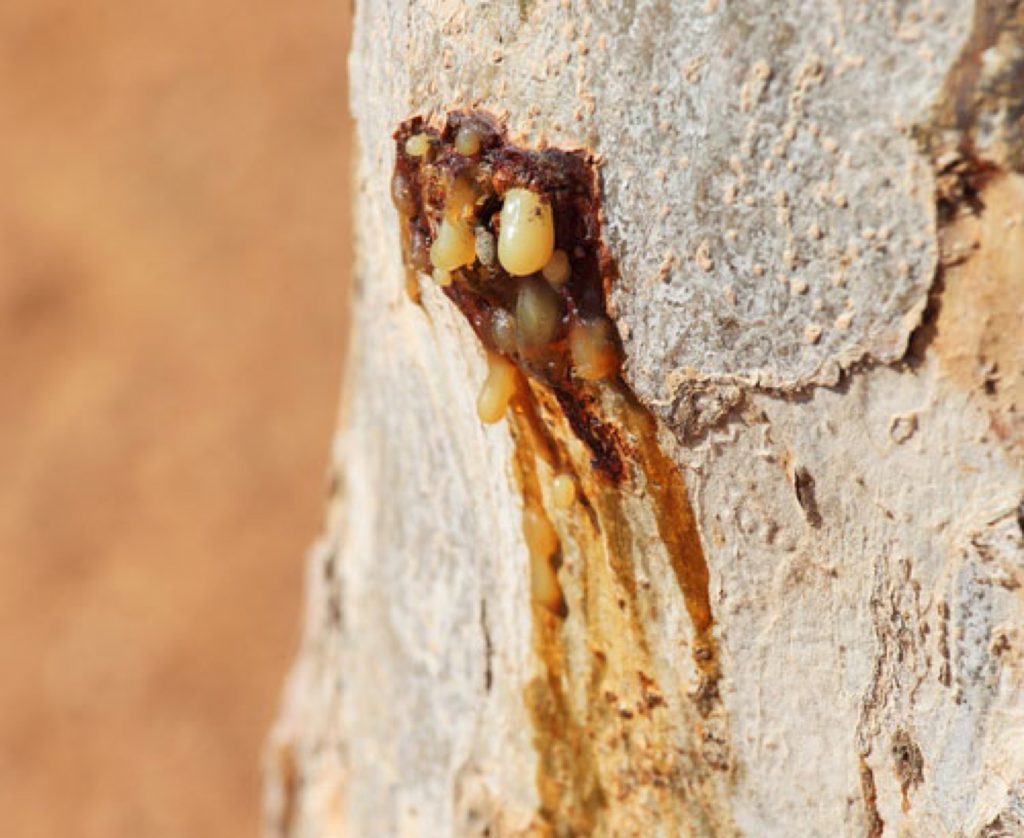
[891,729,925,811]
[889,413,918,444]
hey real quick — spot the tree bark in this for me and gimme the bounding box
[266,2,1024,836]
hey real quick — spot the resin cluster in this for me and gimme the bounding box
[392,113,622,430]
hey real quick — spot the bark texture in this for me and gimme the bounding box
[267,2,1024,836]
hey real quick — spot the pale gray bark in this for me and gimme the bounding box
[266,2,1024,836]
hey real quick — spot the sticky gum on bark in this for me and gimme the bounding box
[392,112,733,834]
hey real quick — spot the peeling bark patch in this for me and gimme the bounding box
[393,113,733,835]
[909,6,1024,454]
[891,729,924,811]
[921,0,1024,173]
[928,173,1024,455]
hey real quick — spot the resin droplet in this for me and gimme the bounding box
[475,227,497,268]
[409,227,432,273]
[390,169,416,218]
[524,506,562,613]
[524,506,559,560]
[445,177,479,223]
[454,126,482,156]
[432,267,452,287]
[430,218,476,271]
[476,353,517,424]
[490,309,518,356]
[498,188,555,276]
[404,133,432,158]
[516,278,563,354]
[569,318,620,381]
[541,249,571,286]
[551,474,576,508]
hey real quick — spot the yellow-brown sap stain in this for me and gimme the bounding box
[507,386,603,835]
[393,113,733,835]
[624,397,722,715]
[511,380,729,835]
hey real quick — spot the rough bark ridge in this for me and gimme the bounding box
[266,2,1024,836]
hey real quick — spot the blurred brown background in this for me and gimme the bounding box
[0,1,351,835]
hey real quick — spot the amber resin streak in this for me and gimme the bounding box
[393,113,734,835]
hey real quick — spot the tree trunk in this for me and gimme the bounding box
[266,2,1024,835]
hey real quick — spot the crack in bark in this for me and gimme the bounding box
[480,599,494,693]
[791,465,823,529]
